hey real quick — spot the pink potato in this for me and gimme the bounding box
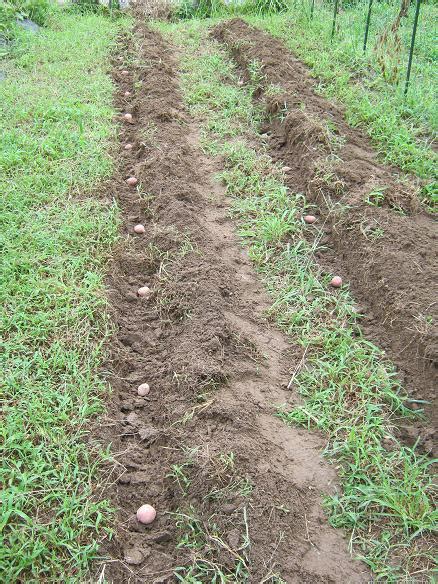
[137,383,150,396]
[330,276,343,288]
[137,286,151,297]
[126,176,138,186]
[304,215,317,224]
[123,113,133,122]
[134,224,145,234]
[136,504,156,524]
[124,143,133,150]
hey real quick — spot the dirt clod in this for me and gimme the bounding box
[124,548,144,565]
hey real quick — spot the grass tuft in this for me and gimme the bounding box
[168,445,254,582]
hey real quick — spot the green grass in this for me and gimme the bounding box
[0,11,125,581]
[155,18,437,581]
[167,446,256,582]
[0,0,57,45]
[244,1,437,193]
[172,505,251,582]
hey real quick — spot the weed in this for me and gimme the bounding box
[359,219,385,240]
[247,58,265,95]
[265,83,283,97]
[311,161,346,196]
[174,0,225,20]
[219,451,236,469]
[206,477,253,501]
[168,464,192,494]
[167,447,200,494]
[172,399,216,426]
[139,120,158,146]
[169,445,253,581]
[178,235,198,257]
[1,0,56,41]
[173,505,250,581]
[249,0,288,16]
[365,186,387,206]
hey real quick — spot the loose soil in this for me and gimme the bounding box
[213,19,437,454]
[95,21,369,583]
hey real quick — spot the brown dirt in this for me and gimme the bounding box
[213,18,437,454]
[94,22,370,583]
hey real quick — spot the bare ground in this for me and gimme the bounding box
[95,22,370,584]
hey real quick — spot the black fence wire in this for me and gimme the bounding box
[306,0,424,95]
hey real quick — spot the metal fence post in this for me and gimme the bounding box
[404,0,421,95]
[363,0,373,52]
[331,0,339,39]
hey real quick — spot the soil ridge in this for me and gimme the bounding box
[96,22,369,583]
[213,18,437,450]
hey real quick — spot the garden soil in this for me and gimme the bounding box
[94,21,370,584]
[213,19,437,454]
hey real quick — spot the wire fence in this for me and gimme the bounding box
[327,0,422,94]
[296,0,431,96]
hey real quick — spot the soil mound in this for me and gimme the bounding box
[213,19,437,451]
[95,22,369,583]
